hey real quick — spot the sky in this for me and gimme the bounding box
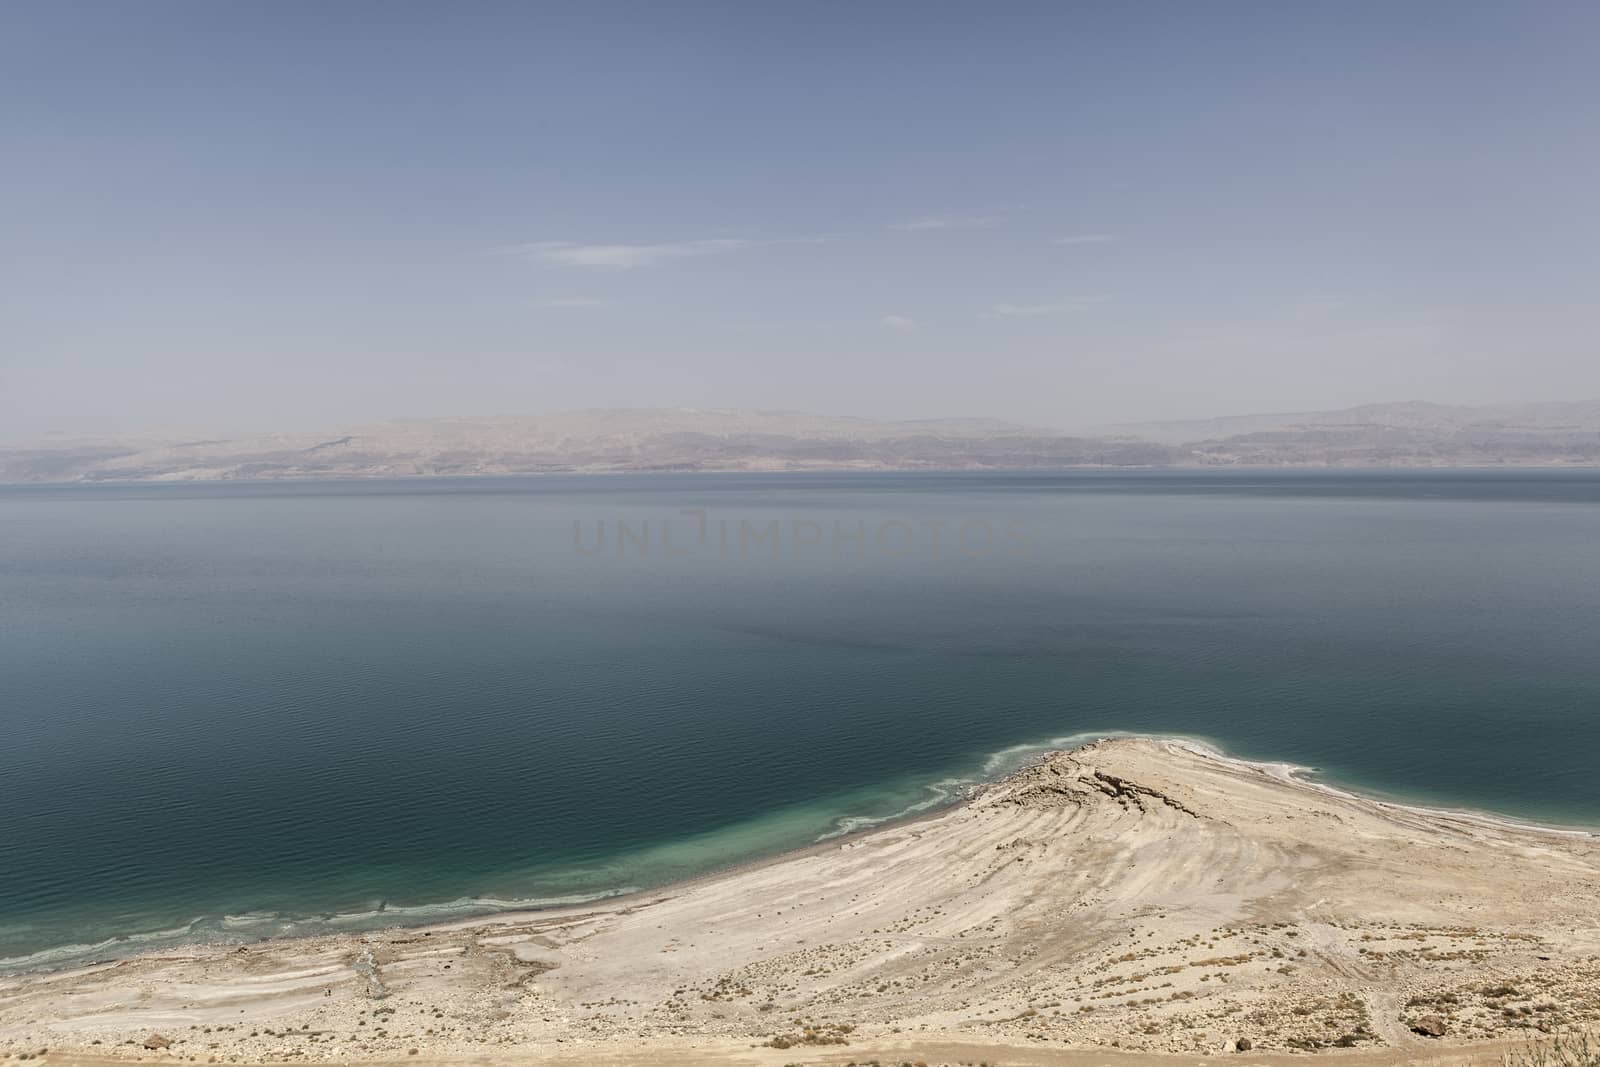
[3,1,1599,438]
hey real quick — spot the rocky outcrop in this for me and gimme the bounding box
[983,746,1200,818]
[1088,769,1200,816]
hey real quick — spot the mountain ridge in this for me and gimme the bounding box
[1091,399,1600,444]
[4,401,1600,483]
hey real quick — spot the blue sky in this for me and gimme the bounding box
[3,1,1598,436]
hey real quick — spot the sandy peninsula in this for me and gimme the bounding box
[4,737,1599,1066]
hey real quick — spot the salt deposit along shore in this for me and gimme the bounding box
[4,737,1599,1066]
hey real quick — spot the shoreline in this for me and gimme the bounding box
[0,744,1002,978]
[6,731,1597,979]
[7,464,1600,491]
[1167,736,1600,839]
[5,734,1600,1063]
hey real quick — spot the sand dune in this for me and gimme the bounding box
[4,738,1599,1065]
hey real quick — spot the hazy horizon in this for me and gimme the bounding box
[14,395,1600,450]
[5,2,1600,438]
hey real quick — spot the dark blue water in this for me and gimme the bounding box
[3,470,1599,970]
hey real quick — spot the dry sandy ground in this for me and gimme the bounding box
[4,738,1599,1066]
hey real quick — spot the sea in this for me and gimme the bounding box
[3,470,1598,971]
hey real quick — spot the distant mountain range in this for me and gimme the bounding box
[4,401,1599,483]
[1092,400,1600,466]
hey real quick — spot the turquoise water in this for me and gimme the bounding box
[3,470,1599,970]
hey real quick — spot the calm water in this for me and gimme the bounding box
[3,470,1599,970]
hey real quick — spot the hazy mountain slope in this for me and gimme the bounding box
[0,410,1176,483]
[7,402,1600,484]
[1094,400,1600,445]
[1089,399,1600,467]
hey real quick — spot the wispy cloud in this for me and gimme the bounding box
[880,314,917,330]
[510,238,750,269]
[989,303,1069,318]
[533,296,608,309]
[1052,233,1116,246]
[891,214,1002,232]
[987,295,1110,319]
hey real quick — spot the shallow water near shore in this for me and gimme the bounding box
[4,469,1600,971]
